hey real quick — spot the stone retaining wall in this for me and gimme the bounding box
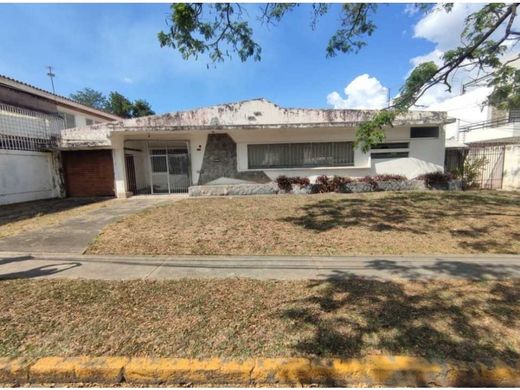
[189,179,460,197]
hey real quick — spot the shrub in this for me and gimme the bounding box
[275,176,311,192]
[417,171,453,187]
[310,175,353,193]
[454,156,487,190]
[275,176,293,192]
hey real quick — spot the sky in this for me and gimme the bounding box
[0,3,507,114]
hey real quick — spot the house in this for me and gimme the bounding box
[59,99,450,198]
[429,73,520,190]
[0,74,121,205]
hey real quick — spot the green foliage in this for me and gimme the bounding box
[132,99,155,117]
[355,110,395,153]
[454,155,488,189]
[71,88,155,119]
[158,3,262,63]
[106,92,134,118]
[325,4,378,57]
[160,3,520,150]
[69,88,108,111]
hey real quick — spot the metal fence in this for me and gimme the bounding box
[467,144,506,189]
[0,103,64,152]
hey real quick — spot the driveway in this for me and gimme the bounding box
[1,252,520,280]
[0,196,183,253]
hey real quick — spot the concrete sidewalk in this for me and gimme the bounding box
[1,252,520,280]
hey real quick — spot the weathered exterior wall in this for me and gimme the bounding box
[503,143,520,190]
[0,84,57,115]
[0,150,64,205]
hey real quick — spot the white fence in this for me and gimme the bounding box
[0,104,65,205]
[0,103,63,152]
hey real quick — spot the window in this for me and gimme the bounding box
[59,112,76,129]
[509,109,520,121]
[151,156,167,172]
[247,142,354,169]
[86,119,94,126]
[372,142,409,150]
[371,152,409,159]
[410,126,439,138]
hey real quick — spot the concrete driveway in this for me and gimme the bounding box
[0,196,183,254]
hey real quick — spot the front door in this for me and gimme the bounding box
[149,147,190,194]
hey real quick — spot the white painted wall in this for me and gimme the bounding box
[57,104,108,128]
[503,144,520,190]
[0,150,63,205]
[232,126,444,180]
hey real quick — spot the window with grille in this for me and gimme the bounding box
[59,112,76,129]
[247,142,354,169]
[86,119,93,126]
[509,109,520,121]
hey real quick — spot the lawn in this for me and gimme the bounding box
[0,197,114,239]
[0,278,519,364]
[87,191,520,256]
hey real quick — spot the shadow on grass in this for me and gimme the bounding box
[280,191,520,252]
[0,197,110,227]
[282,274,520,382]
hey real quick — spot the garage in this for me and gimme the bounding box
[62,150,115,197]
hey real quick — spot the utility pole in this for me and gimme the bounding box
[46,66,56,94]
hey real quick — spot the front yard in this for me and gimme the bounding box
[87,191,520,256]
[0,278,519,364]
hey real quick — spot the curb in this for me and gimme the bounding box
[0,356,519,386]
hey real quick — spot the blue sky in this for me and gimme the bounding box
[0,3,442,114]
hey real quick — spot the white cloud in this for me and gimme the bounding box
[123,77,133,84]
[326,74,388,109]
[413,4,483,51]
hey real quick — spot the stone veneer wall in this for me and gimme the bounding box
[198,133,270,185]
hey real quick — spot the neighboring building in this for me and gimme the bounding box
[0,74,121,205]
[429,72,520,190]
[59,98,450,198]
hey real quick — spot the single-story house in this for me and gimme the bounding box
[59,98,450,197]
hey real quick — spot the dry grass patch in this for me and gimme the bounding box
[88,191,520,256]
[0,198,114,239]
[0,278,519,364]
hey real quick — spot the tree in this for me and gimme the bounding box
[158,3,520,151]
[106,91,134,118]
[132,99,155,117]
[69,88,108,111]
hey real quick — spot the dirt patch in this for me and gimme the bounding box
[87,191,520,256]
[0,278,519,364]
[0,198,114,239]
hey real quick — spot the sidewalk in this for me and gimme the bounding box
[1,252,520,280]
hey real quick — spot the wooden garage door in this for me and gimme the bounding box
[62,150,115,197]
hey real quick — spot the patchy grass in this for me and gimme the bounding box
[87,191,520,256]
[0,198,114,239]
[0,278,519,364]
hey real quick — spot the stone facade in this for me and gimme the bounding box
[189,182,278,197]
[198,133,270,185]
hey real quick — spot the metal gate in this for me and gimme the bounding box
[467,144,505,189]
[148,142,190,194]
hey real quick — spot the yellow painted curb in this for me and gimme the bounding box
[30,356,128,384]
[0,355,518,386]
[0,357,29,383]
